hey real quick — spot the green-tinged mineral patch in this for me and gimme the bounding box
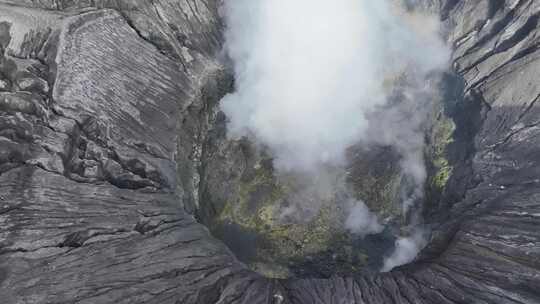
[207,147,401,278]
[214,161,352,277]
[346,146,403,221]
[429,111,455,191]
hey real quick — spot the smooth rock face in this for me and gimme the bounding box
[0,1,539,303]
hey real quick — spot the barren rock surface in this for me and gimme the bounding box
[0,0,539,303]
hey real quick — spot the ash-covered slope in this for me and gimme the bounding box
[0,0,539,303]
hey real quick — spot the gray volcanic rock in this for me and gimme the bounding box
[0,1,539,303]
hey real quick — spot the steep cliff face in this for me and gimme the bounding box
[0,1,539,303]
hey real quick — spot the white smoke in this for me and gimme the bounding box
[345,200,384,237]
[364,75,439,216]
[220,0,449,268]
[220,0,449,171]
[381,229,428,272]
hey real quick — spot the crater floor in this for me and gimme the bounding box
[0,1,539,303]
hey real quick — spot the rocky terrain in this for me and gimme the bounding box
[0,0,539,303]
